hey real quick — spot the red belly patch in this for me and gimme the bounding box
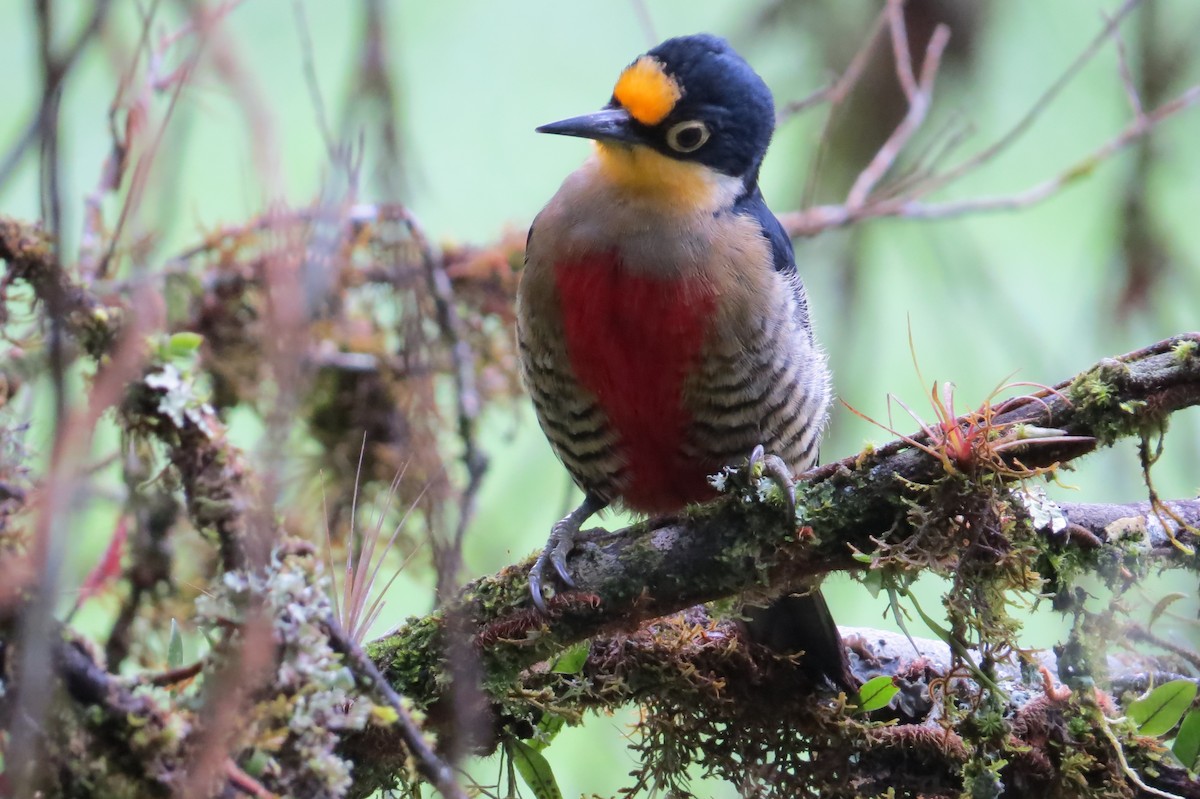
[554,252,719,513]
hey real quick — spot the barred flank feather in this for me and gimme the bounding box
[516,177,830,511]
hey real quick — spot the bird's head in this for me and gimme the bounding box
[538,34,776,205]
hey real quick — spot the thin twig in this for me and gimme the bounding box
[80,0,160,279]
[778,6,888,122]
[914,0,1147,197]
[0,0,112,190]
[156,0,248,50]
[886,0,920,101]
[397,207,489,596]
[1125,625,1200,673]
[324,617,468,799]
[1108,9,1145,118]
[844,10,951,209]
[292,0,336,160]
[97,5,209,279]
[344,0,406,197]
[1139,427,1199,554]
[630,0,658,47]
[781,84,1200,236]
[794,6,890,207]
[225,760,278,799]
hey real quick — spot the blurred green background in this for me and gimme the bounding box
[3,1,1199,796]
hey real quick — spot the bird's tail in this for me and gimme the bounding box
[742,588,857,693]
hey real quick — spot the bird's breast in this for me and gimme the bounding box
[554,252,719,512]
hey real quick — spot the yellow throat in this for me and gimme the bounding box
[593,142,721,212]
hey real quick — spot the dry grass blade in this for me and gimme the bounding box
[322,436,426,644]
[352,481,427,643]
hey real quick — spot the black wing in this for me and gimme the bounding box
[733,185,813,333]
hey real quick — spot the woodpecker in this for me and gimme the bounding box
[516,34,853,690]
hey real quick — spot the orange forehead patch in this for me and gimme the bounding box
[613,56,681,126]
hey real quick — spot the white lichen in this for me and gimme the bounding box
[195,548,379,798]
[1015,485,1067,535]
[145,363,216,434]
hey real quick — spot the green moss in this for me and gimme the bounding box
[962,754,1006,799]
[1067,360,1147,447]
[615,528,663,573]
[366,612,447,707]
[1172,338,1199,363]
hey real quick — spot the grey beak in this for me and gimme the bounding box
[536,107,643,145]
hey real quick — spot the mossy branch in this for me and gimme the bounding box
[365,333,1200,708]
[347,334,1200,795]
[2,214,260,570]
[0,608,183,797]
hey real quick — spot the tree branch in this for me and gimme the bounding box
[1,215,261,570]
[341,334,1200,794]
[776,0,1200,238]
[0,610,182,797]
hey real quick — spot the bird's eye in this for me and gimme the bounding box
[665,120,710,153]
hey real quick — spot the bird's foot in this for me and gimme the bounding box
[529,494,606,613]
[747,444,797,519]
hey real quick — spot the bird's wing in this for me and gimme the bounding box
[732,186,813,337]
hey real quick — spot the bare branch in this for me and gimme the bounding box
[916,0,1146,196]
[886,0,921,101]
[781,84,1200,236]
[843,11,950,209]
[778,0,1190,238]
[0,0,113,192]
[776,6,888,122]
[1109,9,1146,118]
[791,6,890,207]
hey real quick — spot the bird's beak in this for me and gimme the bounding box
[536,107,643,145]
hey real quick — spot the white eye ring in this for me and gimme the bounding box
[665,120,710,153]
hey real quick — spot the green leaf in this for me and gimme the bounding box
[531,714,565,751]
[860,569,884,599]
[850,548,873,565]
[1148,592,1186,632]
[857,675,900,712]
[1173,709,1200,771]
[549,642,589,675]
[167,619,184,669]
[242,748,271,778]
[1128,679,1197,737]
[509,739,563,799]
[167,331,204,357]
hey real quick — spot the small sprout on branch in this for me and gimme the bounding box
[856,675,900,713]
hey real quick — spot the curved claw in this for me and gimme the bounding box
[529,551,551,614]
[748,444,765,470]
[528,494,606,613]
[549,523,578,588]
[748,444,797,518]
